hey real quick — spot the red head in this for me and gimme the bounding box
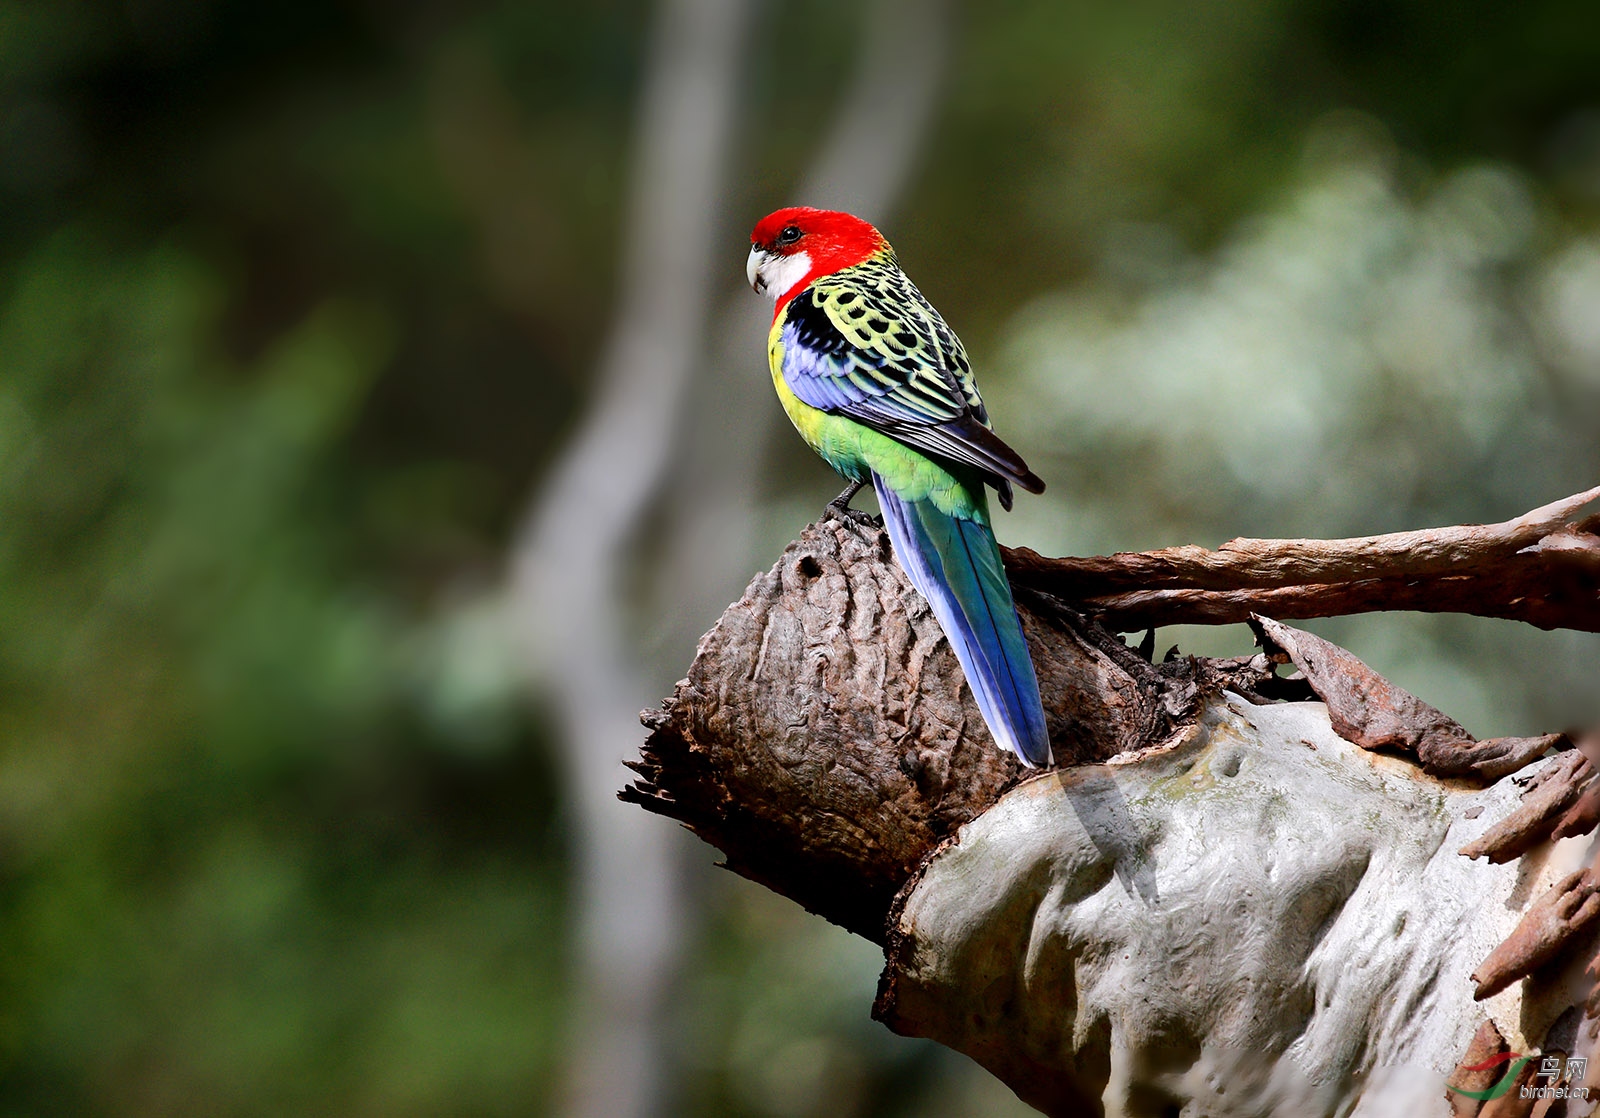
[747,207,889,309]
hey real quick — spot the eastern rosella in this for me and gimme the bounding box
[747,207,1052,767]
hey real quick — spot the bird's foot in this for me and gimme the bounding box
[823,479,877,527]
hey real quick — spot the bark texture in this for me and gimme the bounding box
[625,515,1280,939]
[1005,485,1600,632]
[874,697,1575,1117]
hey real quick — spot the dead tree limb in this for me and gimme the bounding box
[1004,484,1600,631]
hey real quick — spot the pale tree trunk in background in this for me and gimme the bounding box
[661,0,954,660]
[512,1,750,1115]
[513,2,954,1117]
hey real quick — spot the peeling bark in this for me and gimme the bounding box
[1460,751,1595,864]
[871,697,1567,1116]
[1473,862,1600,1000]
[1251,615,1571,780]
[1448,1020,1509,1117]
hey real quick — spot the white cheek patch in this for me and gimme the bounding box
[759,250,813,301]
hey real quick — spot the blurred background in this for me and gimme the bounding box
[3,0,1600,1114]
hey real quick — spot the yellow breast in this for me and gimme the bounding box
[768,316,828,450]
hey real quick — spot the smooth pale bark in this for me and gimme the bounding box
[880,695,1596,1117]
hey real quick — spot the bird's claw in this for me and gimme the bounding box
[823,479,876,527]
[825,501,878,528]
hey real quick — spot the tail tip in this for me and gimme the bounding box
[1002,727,1053,769]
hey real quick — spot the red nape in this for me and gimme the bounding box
[750,207,888,300]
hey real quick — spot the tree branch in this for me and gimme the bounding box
[1005,484,1600,632]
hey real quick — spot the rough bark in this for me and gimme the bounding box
[625,514,1283,940]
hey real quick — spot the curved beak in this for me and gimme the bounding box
[746,246,770,294]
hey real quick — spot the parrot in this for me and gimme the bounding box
[746,206,1052,767]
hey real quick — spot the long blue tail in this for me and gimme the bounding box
[872,474,1051,767]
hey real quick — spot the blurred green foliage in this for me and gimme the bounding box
[1,0,1598,1115]
[0,227,569,1113]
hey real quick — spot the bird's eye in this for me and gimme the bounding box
[776,225,802,246]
